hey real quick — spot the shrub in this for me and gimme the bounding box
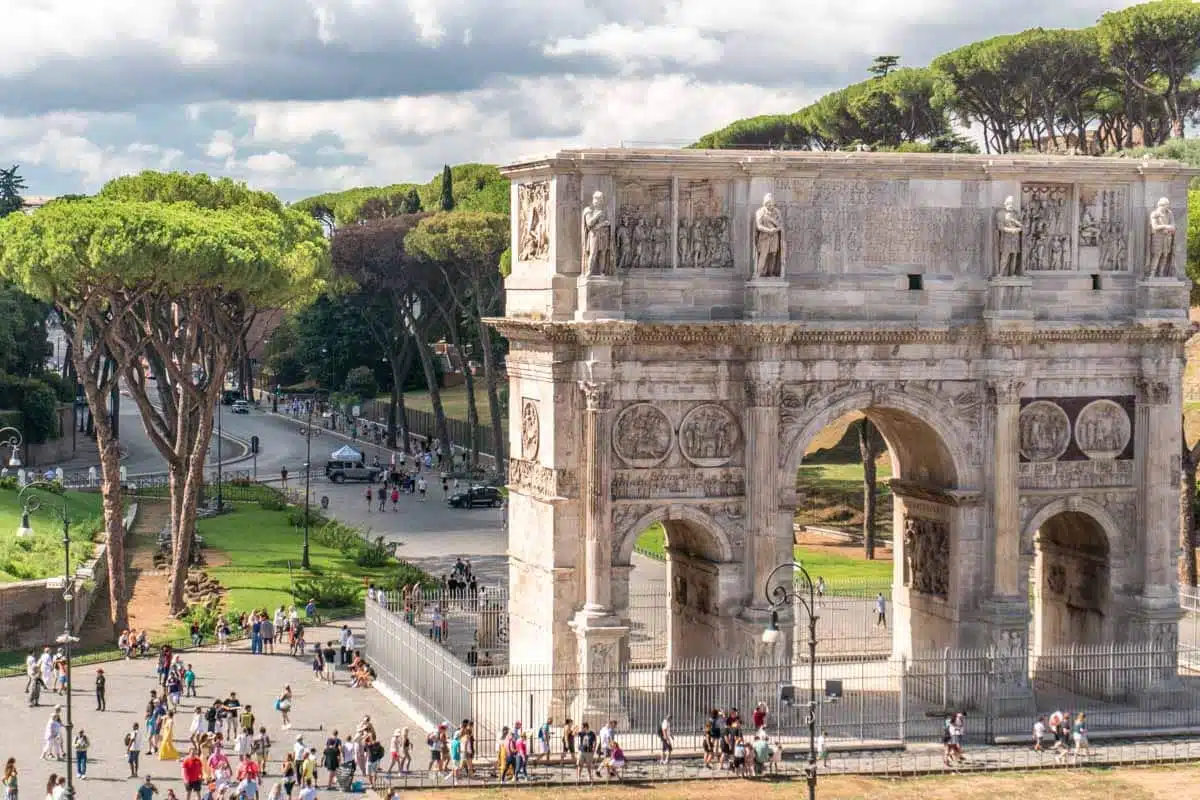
[287,508,326,529]
[311,521,362,553]
[353,536,392,568]
[37,371,76,403]
[259,495,288,512]
[378,561,439,592]
[0,476,16,490]
[292,575,362,608]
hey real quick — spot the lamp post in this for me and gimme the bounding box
[762,561,819,800]
[0,426,23,468]
[18,480,77,800]
[301,389,329,570]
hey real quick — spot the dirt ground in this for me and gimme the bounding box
[794,531,893,561]
[396,764,1200,800]
[123,501,176,639]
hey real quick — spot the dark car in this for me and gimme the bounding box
[447,485,504,509]
[324,460,383,483]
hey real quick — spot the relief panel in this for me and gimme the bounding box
[1020,183,1073,271]
[902,517,949,599]
[1077,186,1127,272]
[678,180,733,269]
[517,181,550,262]
[1018,396,1135,463]
[616,181,672,270]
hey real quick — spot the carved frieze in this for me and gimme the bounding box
[1074,399,1132,460]
[612,403,673,467]
[1018,459,1135,489]
[517,181,550,262]
[616,181,672,270]
[1021,183,1073,271]
[520,399,540,461]
[679,180,733,269]
[679,404,741,467]
[902,516,949,599]
[1137,378,1171,406]
[508,458,575,499]
[611,468,745,500]
[1077,186,1127,272]
[1018,400,1072,462]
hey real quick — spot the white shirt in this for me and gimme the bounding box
[26,655,35,676]
[190,713,204,735]
[274,611,285,628]
[127,730,142,751]
[598,726,612,750]
[417,478,427,491]
[816,734,826,753]
[298,787,318,800]
[1034,721,1046,739]
[45,719,61,740]
[340,629,351,648]
[345,632,356,650]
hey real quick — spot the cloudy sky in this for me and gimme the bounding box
[2,0,1141,202]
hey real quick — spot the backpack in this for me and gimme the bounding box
[124,733,133,748]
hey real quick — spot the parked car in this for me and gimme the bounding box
[231,399,251,414]
[447,485,504,509]
[324,460,383,483]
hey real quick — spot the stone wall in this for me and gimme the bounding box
[23,406,76,468]
[0,503,136,651]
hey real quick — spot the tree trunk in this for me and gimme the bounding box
[1181,430,1200,587]
[858,418,882,561]
[77,363,128,634]
[387,379,399,450]
[412,333,452,457]
[168,409,213,614]
[477,315,505,472]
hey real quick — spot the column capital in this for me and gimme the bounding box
[986,379,1026,405]
[579,380,613,411]
[745,378,781,408]
[1136,377,1171,406]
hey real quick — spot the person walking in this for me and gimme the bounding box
[875,593,887,628]
[135,775,158,800]
[95,669,107,711]
[276,686,293,730]
[126,722,143,778]
[74,729,90,780]
[364,487,372,512]
[2,758,16,800]
[41,709,64,761]
[658,715,673,764]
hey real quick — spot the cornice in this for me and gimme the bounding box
[484,318,1193,348]
[500,149,1200,182]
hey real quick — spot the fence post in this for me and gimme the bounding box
[941,646,950,709]
[985,646,995,743]
[899,655,907,743]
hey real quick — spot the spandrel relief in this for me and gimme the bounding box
[616,181,672,270]
[1077,187,1127,272]
[517,181,550,262]
[679,179,733,269]
[1021,184,1073,271]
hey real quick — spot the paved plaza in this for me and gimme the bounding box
[1,617,422,799]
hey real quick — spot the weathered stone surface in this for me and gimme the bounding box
[493,149,1197,693]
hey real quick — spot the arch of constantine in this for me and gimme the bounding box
[489,150,1196,715]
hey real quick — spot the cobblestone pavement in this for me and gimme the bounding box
[1,618,421,800]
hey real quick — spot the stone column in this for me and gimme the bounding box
[579,379,614,612]
[981,378,1034,714]
[743,373,782,608]
[1137,378,1179,597]
[988,379,1025,598]
[569,379,629,725]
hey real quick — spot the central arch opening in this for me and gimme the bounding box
[789,402,962,656]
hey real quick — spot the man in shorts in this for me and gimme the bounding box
[181,749,204,800]
[575,722,596,782]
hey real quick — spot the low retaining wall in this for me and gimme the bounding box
[0,503,137,650]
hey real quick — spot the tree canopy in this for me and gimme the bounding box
[695,0,1200,154]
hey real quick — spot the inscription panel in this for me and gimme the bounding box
[780,179,984,274]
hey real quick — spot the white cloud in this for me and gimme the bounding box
[243,151,297,173]
[205,131,236,159]
[546,24,723,71]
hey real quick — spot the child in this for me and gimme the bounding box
[185,665,197,698]
[817,729,828,767]
[1033,716,1046,752]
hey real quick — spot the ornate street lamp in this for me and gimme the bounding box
[301,389,330,570]
[18,480,78,800]
[763,561,819,800]
[0,426,23,468]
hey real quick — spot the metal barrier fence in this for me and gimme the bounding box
[58,467,254,492]
[367,599,473,730]
[381,587,509,665]
[357,400,508,462]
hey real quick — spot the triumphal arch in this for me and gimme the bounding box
[490,150,1195,703]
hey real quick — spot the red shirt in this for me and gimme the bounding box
[752,709,766,728]
[182,756,203,783]
[237,760,260,781]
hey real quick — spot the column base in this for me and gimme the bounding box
[983,276,1033,324]
[1135,277,1190,324]
[978,598,1035,716]
[575,275,624,321]
[568,611,630,728]
[745,278,789,320]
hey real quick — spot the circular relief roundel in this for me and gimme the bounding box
[1074,399,1131,461]
[1018,400,1071,462]
[520,400,540,460]
[612,403,673,467]
[679,404,741,467]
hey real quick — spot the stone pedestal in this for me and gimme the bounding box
[568,611,630,728]
[1135,277,1190,323]
[745,278,789,320]
[983,276,1033,323]
[979,598,1035,716]
[575,275,624,321]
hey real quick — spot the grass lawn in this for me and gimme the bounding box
[0,486,104,583]
[395,764,1200,800]
[197,505,394,613]
[401,384,505,430]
